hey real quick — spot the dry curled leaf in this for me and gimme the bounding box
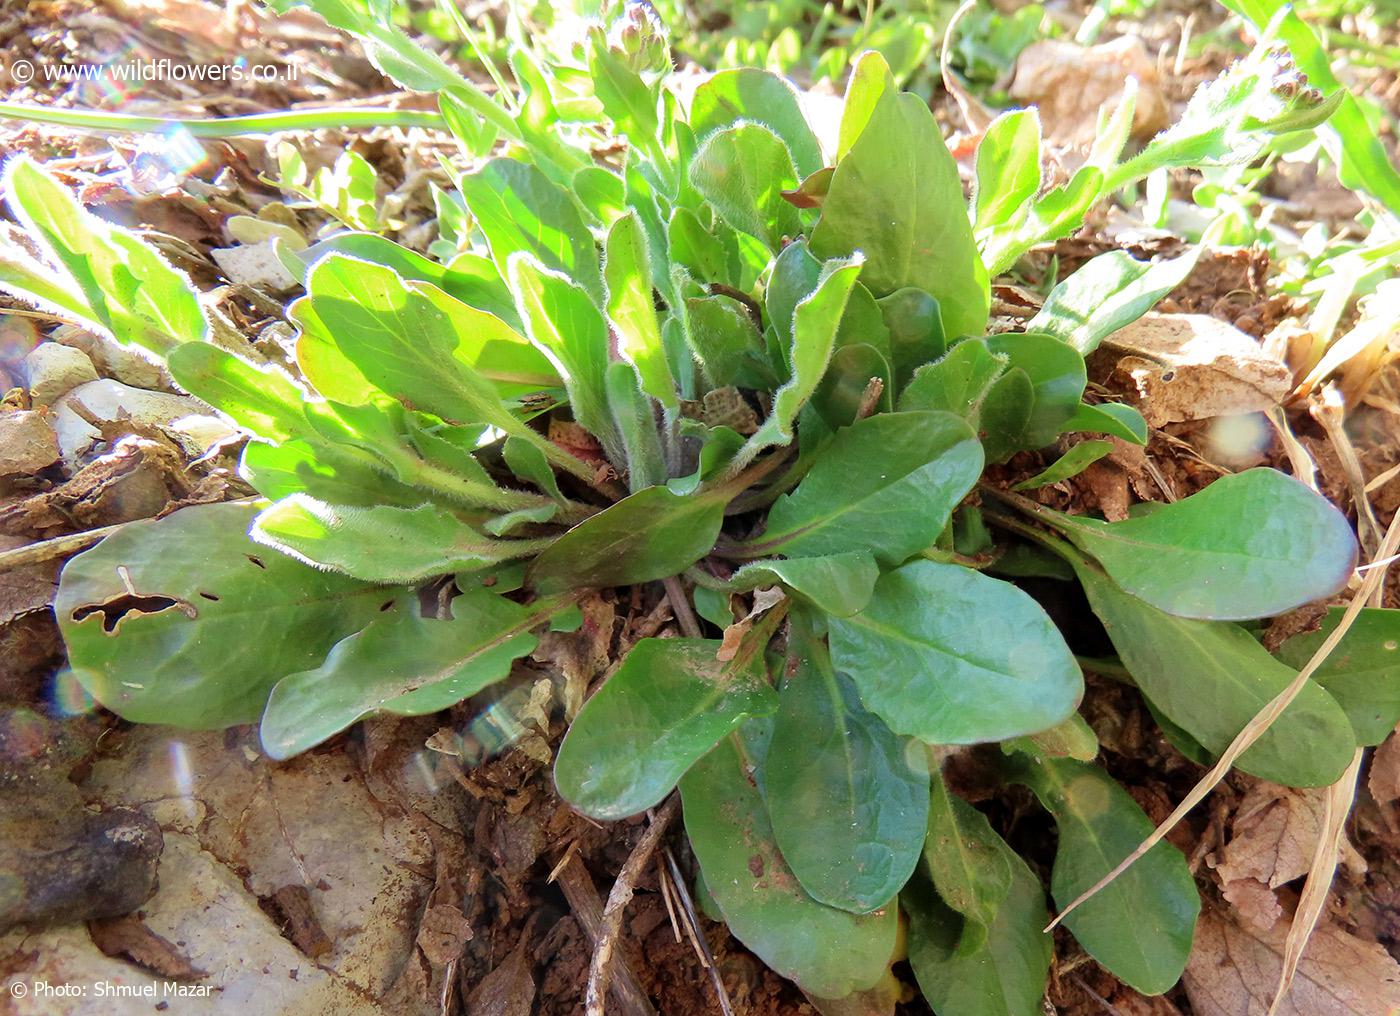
[88,913,206,980]
[1367,729,1400,806]
[1183,905,1400,1016]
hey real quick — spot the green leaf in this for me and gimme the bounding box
[604,211,676,409]
[876,288,947,390]
[721,552,879,617]
[1011,758,1198,995]
[297,255,549,437]
[527,485,728,593]
[979,367,1035,463]
[2,157,206,353]
[573,166,627,225]
[1046,468,1359,620]
[1013,441,1113,491]
[588,33,659,143]
[904,838,1052,1016]
[1060,402,1148,445]
[295,232,521,329]
[556,638,777,820]
[262,586,564,759]
[898,339,1007,418]
[55,503,384,728]
[681,735,899,998]
[1072,554,1357,786]
[1026,248,1202,355]
[252,496,544,584]
[689,68,824,178]
[669,208,735,287]
[240,438,422,507]
[759,412,983,567]
[458,158,603,302]
[734,257,864,468]
[683,292,771,389]
[606,361,666,491]
[509,253,624,465]
[690,123,802,248]
[835,51,894,161]
[1004,713,1100,762]
[922,773,1012,954]
[973,110,1043,233]
[812,90,988,339]
[828,560,1082,744]
[503,437,567,505]
[766,620,929,912]
[1274,607,1400,747]
[166,344,310,443]
[983,333,1087,451]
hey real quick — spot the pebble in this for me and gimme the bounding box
[55,327,171,391]
[211,239,301,293]
[23,343,99,407]
[49,379,235,468]
[0,410,60,477]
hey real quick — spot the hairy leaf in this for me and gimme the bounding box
[56,503,383,728]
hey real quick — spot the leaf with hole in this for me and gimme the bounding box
[56,502,385,729]
[262,586,566,759]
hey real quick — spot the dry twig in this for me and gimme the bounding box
[586,796,680,1016]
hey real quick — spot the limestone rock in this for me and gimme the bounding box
[0,410,60,478]
[23,343,98,407]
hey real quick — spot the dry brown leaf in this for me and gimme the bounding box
[1222,877,1285,932]
[1217,782,1326,890]
[87,913,205,980]
[260,884,333,959]
[465,938,536,1016]
[1183,906,1400,1016]
[1368,729,1400,806]
[1008,36,1169,150]
[1096,313,1293,427]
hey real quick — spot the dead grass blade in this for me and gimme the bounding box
[1268,746,1365,1015]
[1047,506,1400,932]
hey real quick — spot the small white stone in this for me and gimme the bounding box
[49,378,235,467]
[211,239,300,294]
[24,343,99,407]
[0,410,60,476]
[56,328,170,391]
